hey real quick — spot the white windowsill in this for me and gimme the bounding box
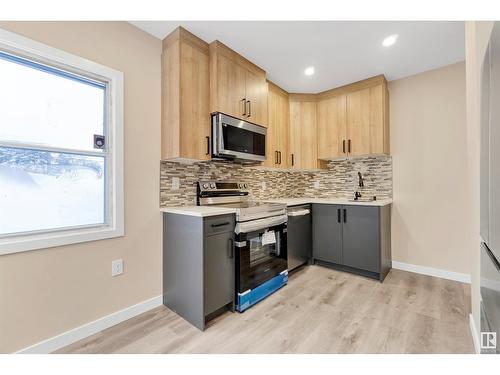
[0,224,124,255]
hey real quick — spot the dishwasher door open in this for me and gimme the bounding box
[287,205,312,272]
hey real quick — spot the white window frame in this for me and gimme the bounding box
[0,28,124,255]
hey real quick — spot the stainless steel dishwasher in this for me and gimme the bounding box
[287,204,312,272]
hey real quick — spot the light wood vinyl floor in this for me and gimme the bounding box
[56,266,474,354]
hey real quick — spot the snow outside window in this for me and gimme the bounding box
[0,29,123,255]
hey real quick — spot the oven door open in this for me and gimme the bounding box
[235,215,287,293]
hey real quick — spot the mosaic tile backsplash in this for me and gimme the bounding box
[160,156,392,207]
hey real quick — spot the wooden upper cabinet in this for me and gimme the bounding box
[346,83,388,156]
[245,69,268,126]
[317,94,347,159]
[264,82,289,168]
[316,75,390,159]
[210,41,268,127]
[161,27,210,161]
[289,97,318,170]
[213,53,246,119]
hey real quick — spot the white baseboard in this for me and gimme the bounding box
[391,261,471,284]
[16,295,162,354]
[469,313,480,354]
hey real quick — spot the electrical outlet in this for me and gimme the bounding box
[314,181,320,189]
[261,181,266,190]
[171,177,180,190]
[111,259,123,277]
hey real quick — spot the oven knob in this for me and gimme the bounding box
[243,183,248,189]
[202,183,209,189]
[210,183,216,189]
[239,183,243,189]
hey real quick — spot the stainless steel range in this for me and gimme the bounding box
[197,181,288,312]
[197,181,287,221]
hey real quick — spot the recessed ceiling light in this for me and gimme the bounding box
[304,66,315,76]
[382,34,398,47]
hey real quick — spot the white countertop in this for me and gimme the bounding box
[160,205,237,217]
[160,197,392,217]
[264,197,393,207]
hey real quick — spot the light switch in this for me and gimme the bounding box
[314,181,320,189]
[261,181,266,190]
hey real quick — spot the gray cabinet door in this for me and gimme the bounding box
[312,204,342,264]
[342,205,380,273]
[204,231,234,315]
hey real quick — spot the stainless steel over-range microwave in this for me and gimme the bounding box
[211,112,266,162]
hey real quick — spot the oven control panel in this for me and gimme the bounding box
[198,181,248,192]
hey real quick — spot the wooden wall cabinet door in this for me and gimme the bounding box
[162,27,210,161]
[346,83,388,157]
[264,82,289,168]
[289,99,318,169]
[245,69,268,126]
[210,41,268,127]
[317,95,347,160]
[214,53,247,120]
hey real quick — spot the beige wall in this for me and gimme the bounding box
[465,21,494,340]
[0,22,162,353]
[389,62,470,274]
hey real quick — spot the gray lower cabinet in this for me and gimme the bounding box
[312,204,342,264]
[204,230,234,316]
[163,213,235,330]
[342,205,380,273]
[312,204,391,281]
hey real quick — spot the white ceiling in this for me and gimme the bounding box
[130,21,465,93]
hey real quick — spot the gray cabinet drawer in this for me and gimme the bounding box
[203,215,235,236]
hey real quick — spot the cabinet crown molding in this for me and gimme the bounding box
[287,74,387,100]
[209,40,266,77]
[162,26,209,54]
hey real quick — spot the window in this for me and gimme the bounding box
[0,29,123,255]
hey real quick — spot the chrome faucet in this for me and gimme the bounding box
[358,172,364,187]
[354,191,362,200]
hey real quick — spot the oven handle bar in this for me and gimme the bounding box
[234,214,287,234]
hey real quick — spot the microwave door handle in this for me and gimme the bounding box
[218,122,224,154]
